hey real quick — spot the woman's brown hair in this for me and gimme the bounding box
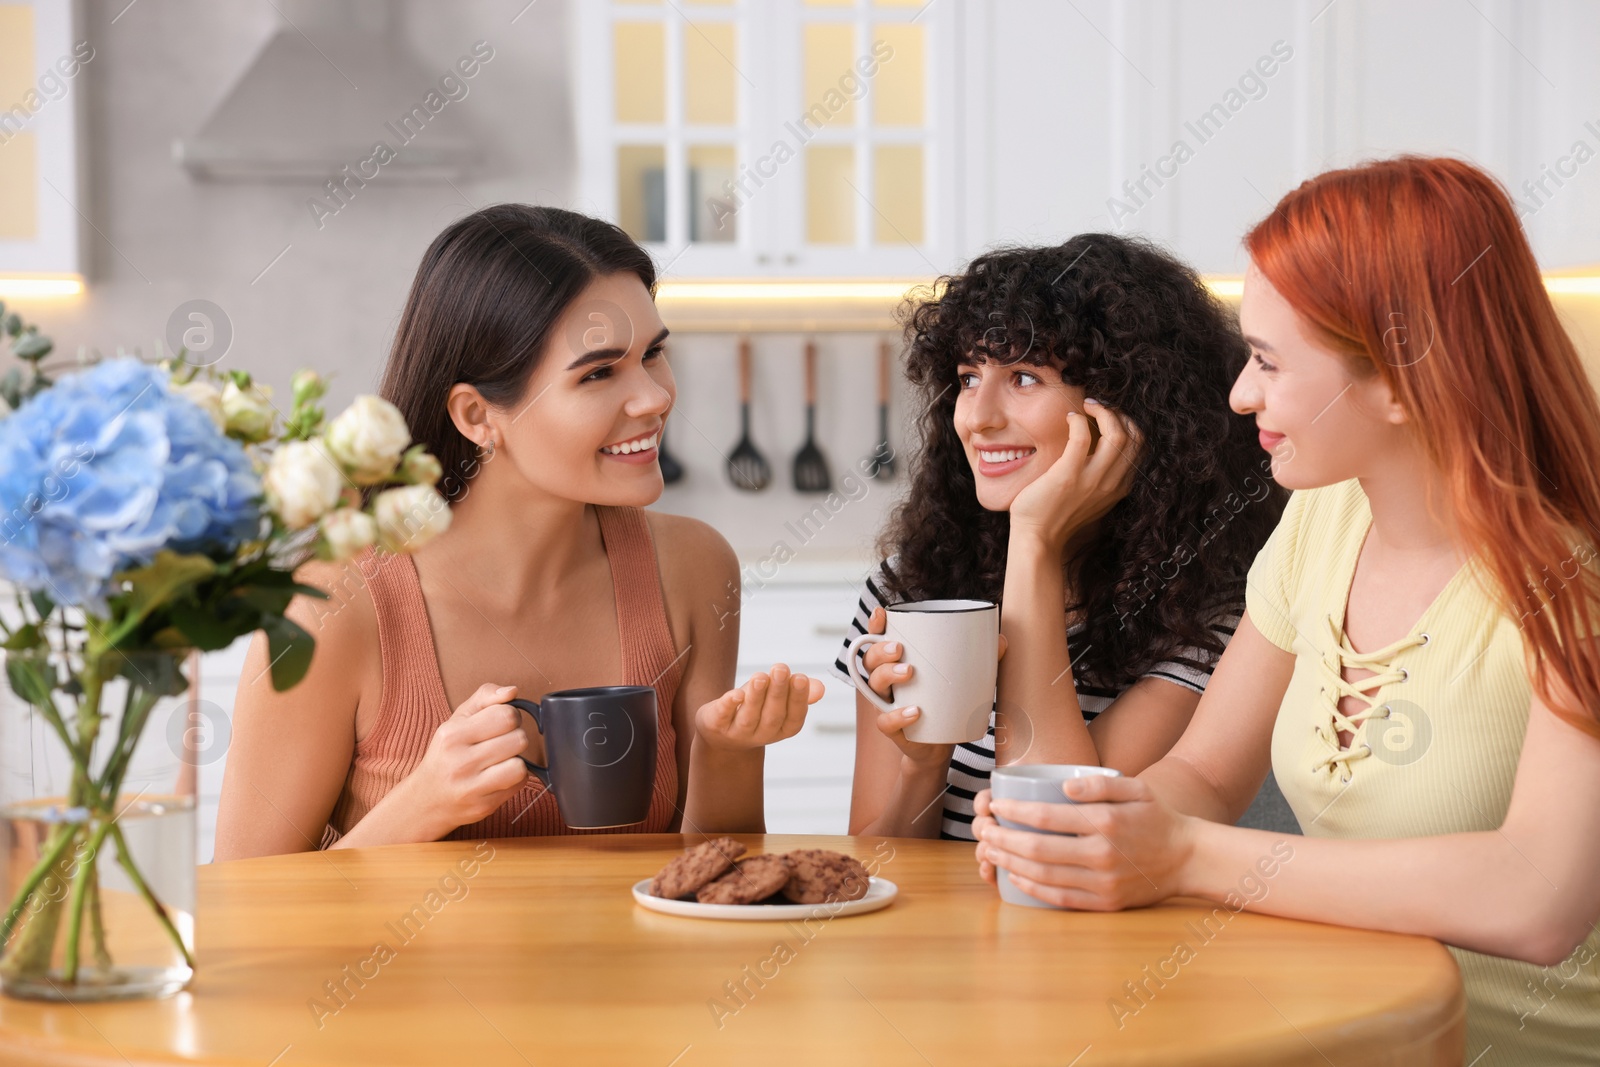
[379,204,655,503]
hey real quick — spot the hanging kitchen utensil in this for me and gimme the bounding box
[726,337,771,491]
[792,339,832,493]
[658,424,684,484]
[865,338,897,481]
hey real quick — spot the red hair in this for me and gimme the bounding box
[1246,155,1600,739]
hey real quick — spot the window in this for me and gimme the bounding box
[575,0,967,279]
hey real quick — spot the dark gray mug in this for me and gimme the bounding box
[508,685,658,829]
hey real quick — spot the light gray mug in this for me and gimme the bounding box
[990,764,1122,909]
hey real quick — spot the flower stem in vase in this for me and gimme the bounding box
[86,874,112,971]
[61,820,113,983]
[109,822,193,969]
[0,824,82,981]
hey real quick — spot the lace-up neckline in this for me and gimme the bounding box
[1312,613,1430,781]
[1310,511,1471,782]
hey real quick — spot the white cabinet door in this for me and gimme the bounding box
[0,1,86,284]
[737,579,861,834]
[986,0,1600,273]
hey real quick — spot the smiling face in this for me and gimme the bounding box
[953,356,1090,512]
[1230,263,1406,490]
[451,271,675,508]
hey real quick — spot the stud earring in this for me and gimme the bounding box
[483,439,497,459]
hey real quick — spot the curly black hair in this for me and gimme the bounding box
[878,234,1287,688]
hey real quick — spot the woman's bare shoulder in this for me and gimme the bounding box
[646,512,738,581]
[288,556,381,649]
[644,511,741,633]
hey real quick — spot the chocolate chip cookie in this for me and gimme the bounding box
[649,837,746,900]
[695,853,795,905]
[780,849,872,904]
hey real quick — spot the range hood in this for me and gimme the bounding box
[174,0,484,182]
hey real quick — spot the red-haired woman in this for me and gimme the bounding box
[970,156,1600,1065]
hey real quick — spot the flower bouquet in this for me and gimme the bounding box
[0,309,451,1000]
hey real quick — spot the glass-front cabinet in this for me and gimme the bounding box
[575,0,963,278]
[0,1,84,289]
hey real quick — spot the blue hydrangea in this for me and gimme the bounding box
[0,359,262,610]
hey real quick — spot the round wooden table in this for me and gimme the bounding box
[0,834,1463,1066]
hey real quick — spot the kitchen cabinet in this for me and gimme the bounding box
[574,0,979,279]
[0,0,86,287]
[987,0,1600,274]
[739,577,863,834]
[577,0,1600,300]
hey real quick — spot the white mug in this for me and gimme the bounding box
[845,599,998,744]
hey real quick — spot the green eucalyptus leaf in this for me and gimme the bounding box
[1,622,43,651]
[262,615,315,692]
[12,333,52,361]
[0,367,21,410]
[5,655,56,708]
[3,313,20,337]
[29,590,55,620]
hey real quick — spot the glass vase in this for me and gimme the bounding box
[1,649,197,1001]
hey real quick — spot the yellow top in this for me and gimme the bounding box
[1247,477,1600,1067]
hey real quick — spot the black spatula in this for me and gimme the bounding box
[864,339,897,480]
[792,340,832,493]
[726,337,771,491]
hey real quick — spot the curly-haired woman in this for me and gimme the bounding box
[833,235,1286,839]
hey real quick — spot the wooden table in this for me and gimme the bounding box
[0,834,1464,1066]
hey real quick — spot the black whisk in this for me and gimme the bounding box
[726,337,771,491]
[864,339,897,481]
[792,340,832,493]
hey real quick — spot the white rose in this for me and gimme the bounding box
[319,507,377,561]
[264,439,343,530]
[172,380,226,430]
[399,448,443,486]
[221,380,276,442]
[326,395,411,485]
[373,484,452,552]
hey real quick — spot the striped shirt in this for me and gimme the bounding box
[832,562,1241,840]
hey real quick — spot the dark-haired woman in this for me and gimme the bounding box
[836,235,1285,839]
[217,205,821,858]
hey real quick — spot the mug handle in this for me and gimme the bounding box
[845,633,897,713]
[507,698,551,785]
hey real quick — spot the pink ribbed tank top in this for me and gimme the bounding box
[320,506,684,845]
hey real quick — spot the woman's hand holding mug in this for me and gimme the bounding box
[404,682,531,836]
[856,606,1008,773]
[972,772,1196,910]
[697,664,823,751]
[1008,398,1143,553]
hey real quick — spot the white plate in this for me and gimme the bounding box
[631,876,898,920]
